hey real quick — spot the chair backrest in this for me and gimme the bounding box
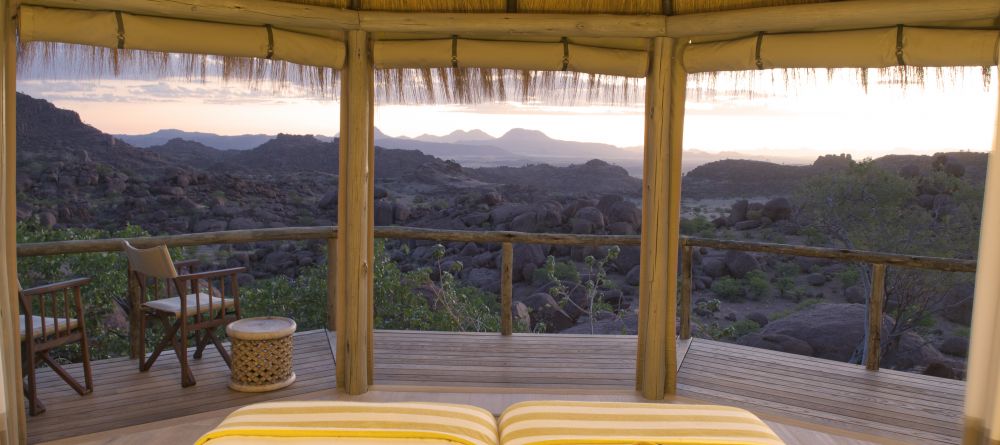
[122,241,178,279]
[17,277,90,342]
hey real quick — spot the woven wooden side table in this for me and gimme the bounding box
[226,317,297,392]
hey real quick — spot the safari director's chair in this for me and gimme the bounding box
[123,241,245,387]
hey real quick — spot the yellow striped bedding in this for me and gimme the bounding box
[194,401,500,445]
[498,401,785,445]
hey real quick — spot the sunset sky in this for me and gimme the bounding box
[17,66,998,160]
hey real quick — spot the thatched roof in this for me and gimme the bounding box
[21,0,978,104]
[278,0,830,15]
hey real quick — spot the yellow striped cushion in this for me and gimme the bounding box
[499,401,785,445]
[195,401,500,445]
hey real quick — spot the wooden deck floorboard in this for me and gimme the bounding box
[677,339,965,445]
[26,330,963,444]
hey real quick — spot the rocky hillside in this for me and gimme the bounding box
[684,153,987,199]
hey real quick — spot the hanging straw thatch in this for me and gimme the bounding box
[376,68,643,104]
[18,42,341,97]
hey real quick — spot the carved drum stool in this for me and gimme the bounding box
[226,317,297,392]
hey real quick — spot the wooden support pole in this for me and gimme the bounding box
[2,0,26,440]
[500,242,513,336]
[326,237,336,331]
[636,36,686,399]
[865,263,887,371]
[680,245,692,340]
[335,29,373,395]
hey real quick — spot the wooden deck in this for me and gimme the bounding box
[26,329,964,444]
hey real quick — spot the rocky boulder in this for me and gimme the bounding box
[573,207,605,232]
[739,333,814,356]
[738,303,945,371]
[727,199,748,225]
[520,293,574,332]
[762,197,792,221]
[513,244,546,282]
[374,200,395,225]
[724,251,760,278]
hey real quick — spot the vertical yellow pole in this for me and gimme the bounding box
[326,237,336,330]
[1,0,25,441]
[636,37,686,399]
[336,30,373,395]
[501,242,513,335]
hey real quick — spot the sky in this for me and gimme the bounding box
[17,65,999,159]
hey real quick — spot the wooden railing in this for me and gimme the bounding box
[679,237,977,370]
[16,226,640,341]
[16,226,976,371]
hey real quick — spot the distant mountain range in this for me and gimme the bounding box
[118,127,822,176]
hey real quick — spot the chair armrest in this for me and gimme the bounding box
[177,267,247,281]
[173,259,200,271]
[20,277,91,296]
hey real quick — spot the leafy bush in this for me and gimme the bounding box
[710,276,744,300]
[680,216,714,237]
[18,224,514,363]
[532,258,579,285]
[16,219,186,361]
[241,263,327,330]
[744,270,770,300]
[836,267,861,289]
[541,246,621,334]
[373,241,503,332]
[730,319,761,338]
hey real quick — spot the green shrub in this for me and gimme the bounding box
[836,268,861,289]
[710,276,744,300]
[680,215,714,237]
[730,319,761,338]
[17,219,187,361]
[240,264,327,330]
[744,269,770,300]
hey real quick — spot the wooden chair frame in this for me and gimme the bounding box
[124,242,245,387]
[19,277,93,416]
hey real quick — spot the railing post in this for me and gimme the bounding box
[326,236,337,331]
[501,242,513,335]
[680,245,693,340]
[865,263,887,371]
[127,265,139,359]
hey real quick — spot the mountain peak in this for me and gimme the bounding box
[413,129,495,144]
[500,128,551,141]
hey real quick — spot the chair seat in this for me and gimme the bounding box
[142,293,234,316]
[19,315,79,340]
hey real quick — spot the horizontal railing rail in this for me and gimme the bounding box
[16,226,639,343]
[17,225,977,371]
[681,237,977,273]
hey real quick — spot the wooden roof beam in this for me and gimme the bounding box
[666,0,1000,37]
[21,0,1000,39]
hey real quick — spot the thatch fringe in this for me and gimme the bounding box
[374,68,643,105]
[18,42,339,97]
[687,66,994,101]
[19,41,642,105]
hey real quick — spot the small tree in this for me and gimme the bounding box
[796,161,982,364]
